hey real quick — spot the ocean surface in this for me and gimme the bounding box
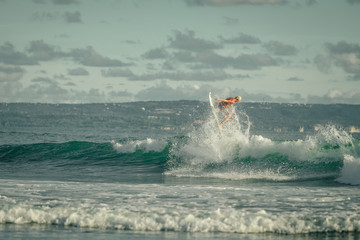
[1,101,360,240]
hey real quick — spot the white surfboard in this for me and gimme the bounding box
[209,92,222,130]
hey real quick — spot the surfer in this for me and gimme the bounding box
[215,96,242,127]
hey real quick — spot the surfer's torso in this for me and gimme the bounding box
[218,97,235,109]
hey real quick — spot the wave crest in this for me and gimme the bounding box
[111,138,167,153]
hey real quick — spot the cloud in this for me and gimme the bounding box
[27,40,62,61]
[184,0,287,7]
[220,33,261,44]
[307,89,360,104]
[168,30,221,52]
[31,77,54,84]
[2,41,128,69]
[32,0,46,4]
[32,0,79,4]
[0,82,24,102]
[1,81,134,103]
[287,77,303,81]
[68,67,89,76]
[347,0,360,4]
[325,41,360,55]
[263,40,298,56]
[0,42,38,65]
[70,46,130,67]
[0,79,111,103]
[314,54,332,73]
[138,30,277,78]
[64,11,82,23]
[172,51,196,63]
[31,10,81,24]
[52,0,78,4]
[21,82,69,102]
[347,74,360,81]
[65,82,76,86]
[103,65,249,82]
[142,48,169,59]
[134,80,299,103]
[135,81,206,101]
[55,34,70,38]
[25,41,128,67]
[0,65,25,82]
[108,90,133,100]
[31,11,60,21]
[101,68,134,78]
[193,51,277,70]
[134,81,360,104]
[129,69,248,81]
[305,0,317,5]
[323,41,360,78]
[54,74,70,80]
[222,17,240,25]
[102,64,250,81]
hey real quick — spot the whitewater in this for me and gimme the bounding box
[0,102,359,240]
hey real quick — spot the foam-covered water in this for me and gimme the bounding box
[0,102,359,239]
[1,179,359,234]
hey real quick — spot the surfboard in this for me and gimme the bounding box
[209,92,222,130]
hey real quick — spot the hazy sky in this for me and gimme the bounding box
[0,0,360,103]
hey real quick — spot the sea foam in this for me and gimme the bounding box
[1,181,359,234]
[336,154,360,185]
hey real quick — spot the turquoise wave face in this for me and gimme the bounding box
[1,125,359,185]
[0,140,169,183]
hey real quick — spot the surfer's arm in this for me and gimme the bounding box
[215,98,232,103]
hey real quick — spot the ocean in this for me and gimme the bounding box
[0,101,359,240]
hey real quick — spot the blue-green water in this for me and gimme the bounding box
[0,102,360,239]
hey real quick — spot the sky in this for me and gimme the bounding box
[0,0,360,104]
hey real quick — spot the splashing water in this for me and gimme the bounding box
[167,108,359,184]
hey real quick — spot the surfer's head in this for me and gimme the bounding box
[235,96,242,102]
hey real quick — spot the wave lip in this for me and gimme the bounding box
[111,138,167,153]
